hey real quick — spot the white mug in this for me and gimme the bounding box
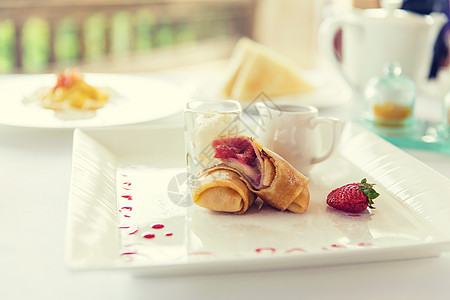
[255,102,340,174]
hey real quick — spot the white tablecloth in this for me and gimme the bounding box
[1,74,450,300]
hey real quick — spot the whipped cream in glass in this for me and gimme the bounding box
[184,100,242,177]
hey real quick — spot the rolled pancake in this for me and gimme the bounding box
[287,185,310,213]
[257,147,310,212]
[192,167,256,214]
[213,136,310,213]
[261,152,309,212]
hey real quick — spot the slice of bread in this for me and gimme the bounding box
[222,37,314,102]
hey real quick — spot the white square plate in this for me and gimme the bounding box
[65,122,450,276]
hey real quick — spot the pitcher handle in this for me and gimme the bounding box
[318,17,358,90]
[310,117,341,165]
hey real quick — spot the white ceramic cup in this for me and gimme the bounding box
[256,102,340,174]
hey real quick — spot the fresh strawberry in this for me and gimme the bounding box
[326,178,379,213]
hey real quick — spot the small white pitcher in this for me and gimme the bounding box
[256,102,340,174]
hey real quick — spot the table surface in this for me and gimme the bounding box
[1,72,450,300]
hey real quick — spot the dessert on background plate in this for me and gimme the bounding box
[26,69,110,112]
[221,37,315,102]
[183,39,350,109]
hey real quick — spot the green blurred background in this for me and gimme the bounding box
[0,9,229,73]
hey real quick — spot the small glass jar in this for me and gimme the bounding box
[364,62,416,128]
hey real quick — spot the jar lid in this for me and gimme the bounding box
[367,62,415,90]
[383,61,402,77]
[364,61,416,104]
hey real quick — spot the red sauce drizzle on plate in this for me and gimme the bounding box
[151,224,165,229]
[255,247,276,254]
[128,226,138,235]
[331,244,346,249]
[122,182,132,190]
[120,251,137,256]
[285,248,306,253]
[358,242,373,247]
[142,233,155,239]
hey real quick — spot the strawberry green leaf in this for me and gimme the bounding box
[358,178,379,209]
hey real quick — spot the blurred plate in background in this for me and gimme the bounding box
[0,74,187,129]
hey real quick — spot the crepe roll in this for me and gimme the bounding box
[192,167,256,214]
[213,135,310,213]
[287,185,310,213]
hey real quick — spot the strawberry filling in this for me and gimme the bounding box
[213,136,263,188]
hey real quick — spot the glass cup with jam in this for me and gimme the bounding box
[364,62,416,128]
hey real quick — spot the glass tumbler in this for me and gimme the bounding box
[184,100,242,178]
